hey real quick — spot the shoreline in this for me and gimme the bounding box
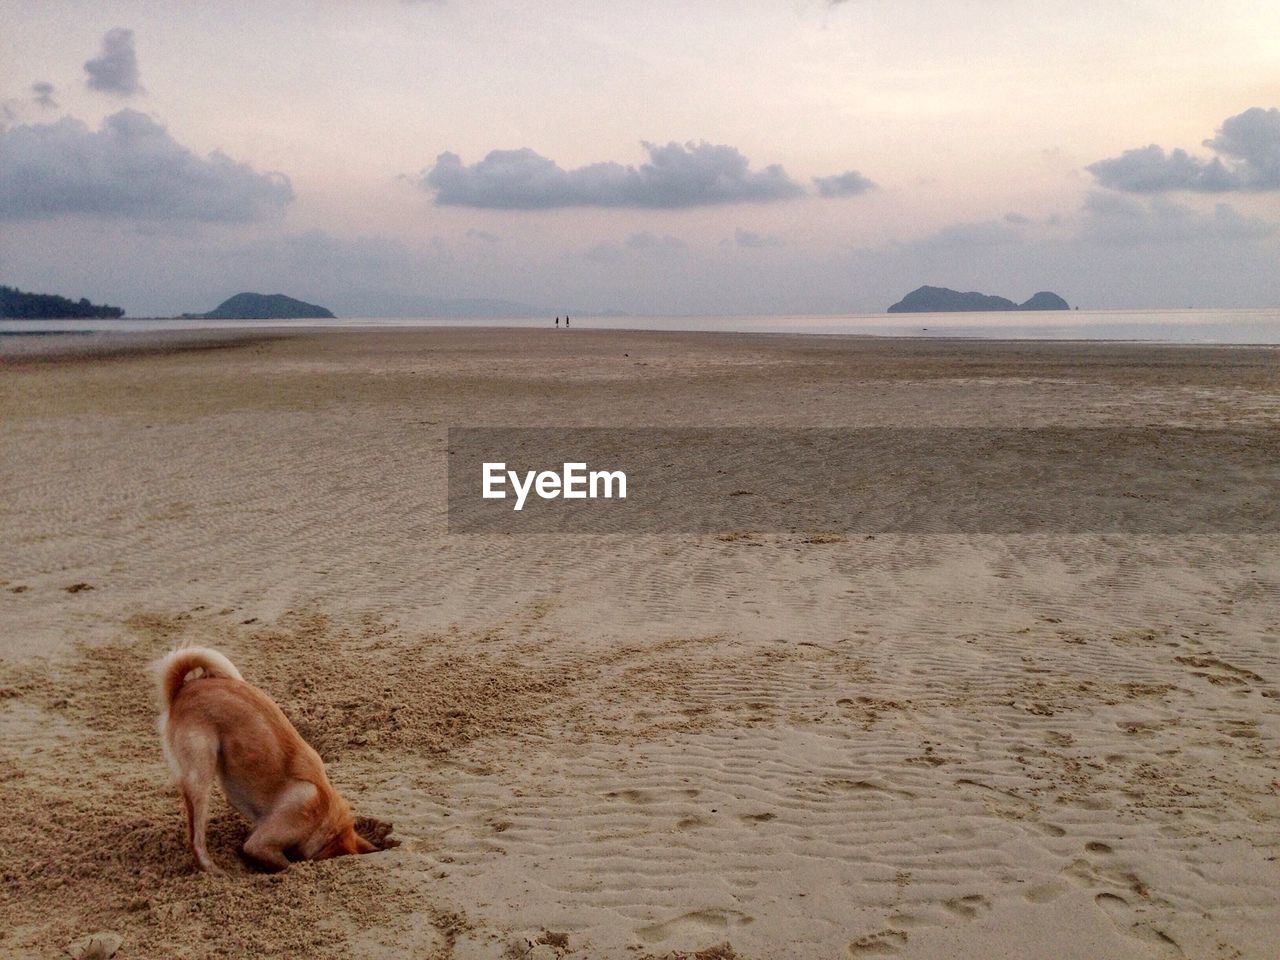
[4,305,1280,349]
[4,323,1280,366]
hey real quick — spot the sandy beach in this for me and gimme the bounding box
[1,327,1277,959]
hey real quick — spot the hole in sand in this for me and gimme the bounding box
[354,815,401,851]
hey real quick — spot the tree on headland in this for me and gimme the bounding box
[0,285,125,318]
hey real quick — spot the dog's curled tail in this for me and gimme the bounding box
[154,646,244,709]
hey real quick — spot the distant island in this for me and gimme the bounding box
[182,292,336,320]
[888,286,1070,313]
[0,284,125,319]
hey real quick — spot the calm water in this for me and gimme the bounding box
[2,308,1279,344]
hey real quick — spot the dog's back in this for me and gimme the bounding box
[154,646,326,791]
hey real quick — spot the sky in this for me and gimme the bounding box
[1,0,1279,317]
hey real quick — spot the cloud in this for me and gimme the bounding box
[583,242,619,263]
[268,229,414,267]
[0,109,294,221]
[734,227,782,248]
[812,169,876,197]
[85,28,143,96]
[465,228,501,243]
[1086,145,1237,193]
[1204,107,1280,187]
[31,82,57,109]
[626,231,687,252]
[583,231,688,263]
[422,140,805,209]
[208,229,433,281]
[1087,107,1280,193]
[913,219,1021,250]
[1080,191,1276,244]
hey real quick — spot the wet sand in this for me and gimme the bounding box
[1,328,1278,959]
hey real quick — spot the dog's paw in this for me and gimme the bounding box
[64,931,123,959]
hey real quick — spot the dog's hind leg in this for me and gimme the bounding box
[180,787,219,874]
[173,731,222,873]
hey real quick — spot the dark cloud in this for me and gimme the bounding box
[1080,191,1275,244]
[31,82,57,109]
[734,227,782,248]
[0,109,293,221]
[1087,107,1280,193]
[85,28,142,96]
[1086,145,1237,193]
[465,228,501,243]
[422,141,805,209]
[812,169,876,197]
[1204,107,1280,187]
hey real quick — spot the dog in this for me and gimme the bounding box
[154,646,376,872]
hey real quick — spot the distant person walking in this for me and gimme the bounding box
[565,315,570,328]
[555,316,559,328]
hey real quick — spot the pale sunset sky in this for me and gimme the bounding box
[2,0,1279,316]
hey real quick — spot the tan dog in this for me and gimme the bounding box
[155,646,375,872]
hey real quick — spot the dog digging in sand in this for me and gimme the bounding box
[154,646,376,873]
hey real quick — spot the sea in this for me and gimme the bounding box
[2,308,1279,345]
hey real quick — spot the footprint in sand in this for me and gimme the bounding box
[635,908,754,945]
[825,778,915,799]
[1059,855,1182,955]
[1022,879,1070,903]
[847,928,908,956]
[942,894,992,919]
[1094,893,1184,957]
[604,788,653,805]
